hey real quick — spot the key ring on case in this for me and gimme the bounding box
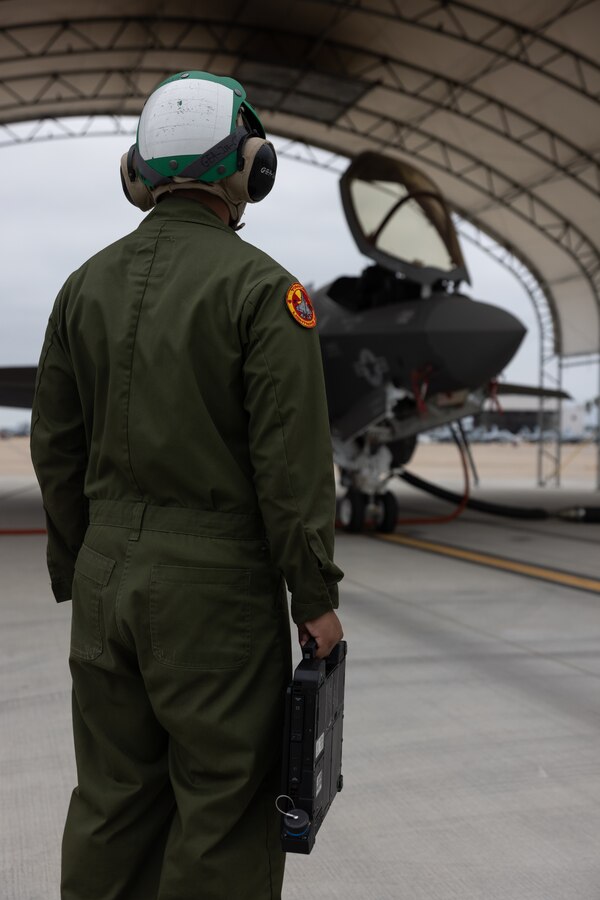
[275,794,300,819]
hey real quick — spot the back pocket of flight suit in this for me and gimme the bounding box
[71,544,116,661]
[149,565,251,670]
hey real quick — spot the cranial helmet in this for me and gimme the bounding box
[120,71,277,225]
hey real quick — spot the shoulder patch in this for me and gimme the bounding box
[285,282,317,329]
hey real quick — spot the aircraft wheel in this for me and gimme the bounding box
[375,491,398,533]
[338,488,367,533]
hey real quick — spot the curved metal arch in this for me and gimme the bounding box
[1,22,597,202]
[358,59,599,199]
[0,114,136,148]
[313,0,600,99]
[1,19,593,256]
[2,5,599,103]
[0,71,138,115]
[0,18,597,287]
[2,48,596,201]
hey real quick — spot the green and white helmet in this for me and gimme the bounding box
[121,71,277,223]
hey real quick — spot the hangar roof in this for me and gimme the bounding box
[0,0,598,356]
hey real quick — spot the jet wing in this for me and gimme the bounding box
[495,382,571,400]
[0,367,37,409]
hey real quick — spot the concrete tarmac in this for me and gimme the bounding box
[2,473,600,899]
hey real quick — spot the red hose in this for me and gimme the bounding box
[395,430,471,526]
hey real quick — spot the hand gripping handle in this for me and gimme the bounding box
[302,638,318,660]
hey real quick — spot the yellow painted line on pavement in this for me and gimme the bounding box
[377,532,600,595]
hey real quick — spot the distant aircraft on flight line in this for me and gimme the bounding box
[0,151,563,532]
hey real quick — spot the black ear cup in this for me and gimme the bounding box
[225,136,277,208]
[247,141,277,201]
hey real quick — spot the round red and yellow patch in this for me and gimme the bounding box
[285,282,317,328]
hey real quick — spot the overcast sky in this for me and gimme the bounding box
[0,131,596,429]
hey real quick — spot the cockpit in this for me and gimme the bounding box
[329,151,470,311]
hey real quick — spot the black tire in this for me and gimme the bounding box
[338,488,367,533]
[375,491,398,533]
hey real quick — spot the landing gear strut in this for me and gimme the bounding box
[337,442,399,534]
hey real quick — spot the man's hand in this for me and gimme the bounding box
[297,610,344,660]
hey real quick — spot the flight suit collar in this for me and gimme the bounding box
[142,196,234,234]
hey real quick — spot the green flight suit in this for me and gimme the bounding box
[30,196,343,900]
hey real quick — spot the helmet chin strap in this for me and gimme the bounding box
[152,180,247,227]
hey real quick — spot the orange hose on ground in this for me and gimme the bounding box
[394,431,471,526]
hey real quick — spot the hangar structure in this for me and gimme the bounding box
[1,0,599,485]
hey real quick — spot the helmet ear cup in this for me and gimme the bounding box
[227,137,277,204]
[246,139,277,201]
[120,147,154,211]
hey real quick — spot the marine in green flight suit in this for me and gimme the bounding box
[30,71,343,900]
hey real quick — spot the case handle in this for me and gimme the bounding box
[302,638,318,660]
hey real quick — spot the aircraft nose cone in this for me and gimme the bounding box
[427,295,526,387]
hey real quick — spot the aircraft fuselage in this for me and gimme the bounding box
[312,283,526,429]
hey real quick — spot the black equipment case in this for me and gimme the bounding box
[280,639,347,853]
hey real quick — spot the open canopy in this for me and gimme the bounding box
[0,0,598,356]
[340,151,469,286]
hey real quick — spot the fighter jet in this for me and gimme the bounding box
[312,151,527,532]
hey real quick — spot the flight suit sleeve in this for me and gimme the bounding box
[30,297,88,603]
[241,275,343,625]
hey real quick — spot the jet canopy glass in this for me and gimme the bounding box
[340,152,470,287]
